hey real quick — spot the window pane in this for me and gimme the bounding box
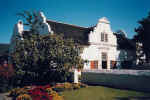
[101,33,104,41]
[105,34,108,42]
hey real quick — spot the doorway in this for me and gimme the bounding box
[90,61,98,69]
[102,61,107,69]
[101,52,107,69]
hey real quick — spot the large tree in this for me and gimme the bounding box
[11,11,84,84]
[11,33,83,84]
[134,12,150,63]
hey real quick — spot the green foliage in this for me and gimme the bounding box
[17,11,38,33]
[11,33,84,83]
[11,11,84,84]
[134,12,150,62]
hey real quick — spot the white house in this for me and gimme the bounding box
[10,12,136,70]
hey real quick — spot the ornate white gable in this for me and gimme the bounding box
[9,20,24,53]
[32,12,53,34]
[89,17,117,46]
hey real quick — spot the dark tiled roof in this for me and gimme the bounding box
[47,20,93,45]
[0,43,9,55]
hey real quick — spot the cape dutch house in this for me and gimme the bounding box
[10,12,136,70]
[47,17,136,70]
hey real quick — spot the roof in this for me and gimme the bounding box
[47,20,93,45]
[0,43,9,55]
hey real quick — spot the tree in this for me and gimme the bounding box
[16,11,37,33]
[10,11,84,85]
[134,12,150,63]
[11,33,84,84]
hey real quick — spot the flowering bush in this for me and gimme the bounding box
[64,82,73,90]
[72,83,80,89]
[9,85,64,100]
[9,88,28,97]
[0,64,14,79]
[16,94,32,100]
[78,83,88,88]
[28,85,53,100]
[9,83,87,100]
[50,91,64,100]
[53,82,87,91]
[53,84,65,92]
[46,88,53,95]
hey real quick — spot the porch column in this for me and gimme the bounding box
[98,60,102,70]
[74,69,79,83]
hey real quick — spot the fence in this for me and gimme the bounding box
[81,69,150,92]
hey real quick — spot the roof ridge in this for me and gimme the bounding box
[47,19,88,29]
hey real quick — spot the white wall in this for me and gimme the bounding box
[81,17,117,70]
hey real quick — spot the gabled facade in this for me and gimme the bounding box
[81,17,118,70]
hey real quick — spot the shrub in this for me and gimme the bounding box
[53,82,87,92]
[64,82,73,90]
[9,88,28,97]
[72,83,80,89]
[28,86,52,100]
[52,84,65,92]
[50,91,64,100]
[9,85,64,100]
[79,83,88,88]
[46,88,53,95]
[16,94,32,100]
[0,64,15,92]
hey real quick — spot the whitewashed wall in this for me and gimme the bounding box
[81,17,117,70]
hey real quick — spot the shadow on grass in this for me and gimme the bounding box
[114,96,150,100]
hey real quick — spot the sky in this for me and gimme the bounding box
[0,0,150,43]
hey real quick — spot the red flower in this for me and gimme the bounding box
[28,85,52,100]
[43,85,51,89]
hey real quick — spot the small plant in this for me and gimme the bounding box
[28,86,52,100]
[16,94,32,100]
[9,88,28,97]
[46,88,53,95]
[79,83,88,88]
[72,83,80,89]
[64,82,73,90]
[53,84,65,92]
[50,91,64,100]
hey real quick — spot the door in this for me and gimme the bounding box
[90,61,98,69]
[102,52,107,69]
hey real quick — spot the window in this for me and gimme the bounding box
[105,34,108,42]
[90,61,98,69]
[101,33,104,41]
[101,32,108,42]
[102,52,107,61]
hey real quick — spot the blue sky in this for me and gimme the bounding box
[0,0,150,43]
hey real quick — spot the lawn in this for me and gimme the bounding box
[62,86,150,100]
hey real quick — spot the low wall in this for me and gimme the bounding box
[81,70,150,92]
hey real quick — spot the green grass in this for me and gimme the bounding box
[62,86,150,100]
